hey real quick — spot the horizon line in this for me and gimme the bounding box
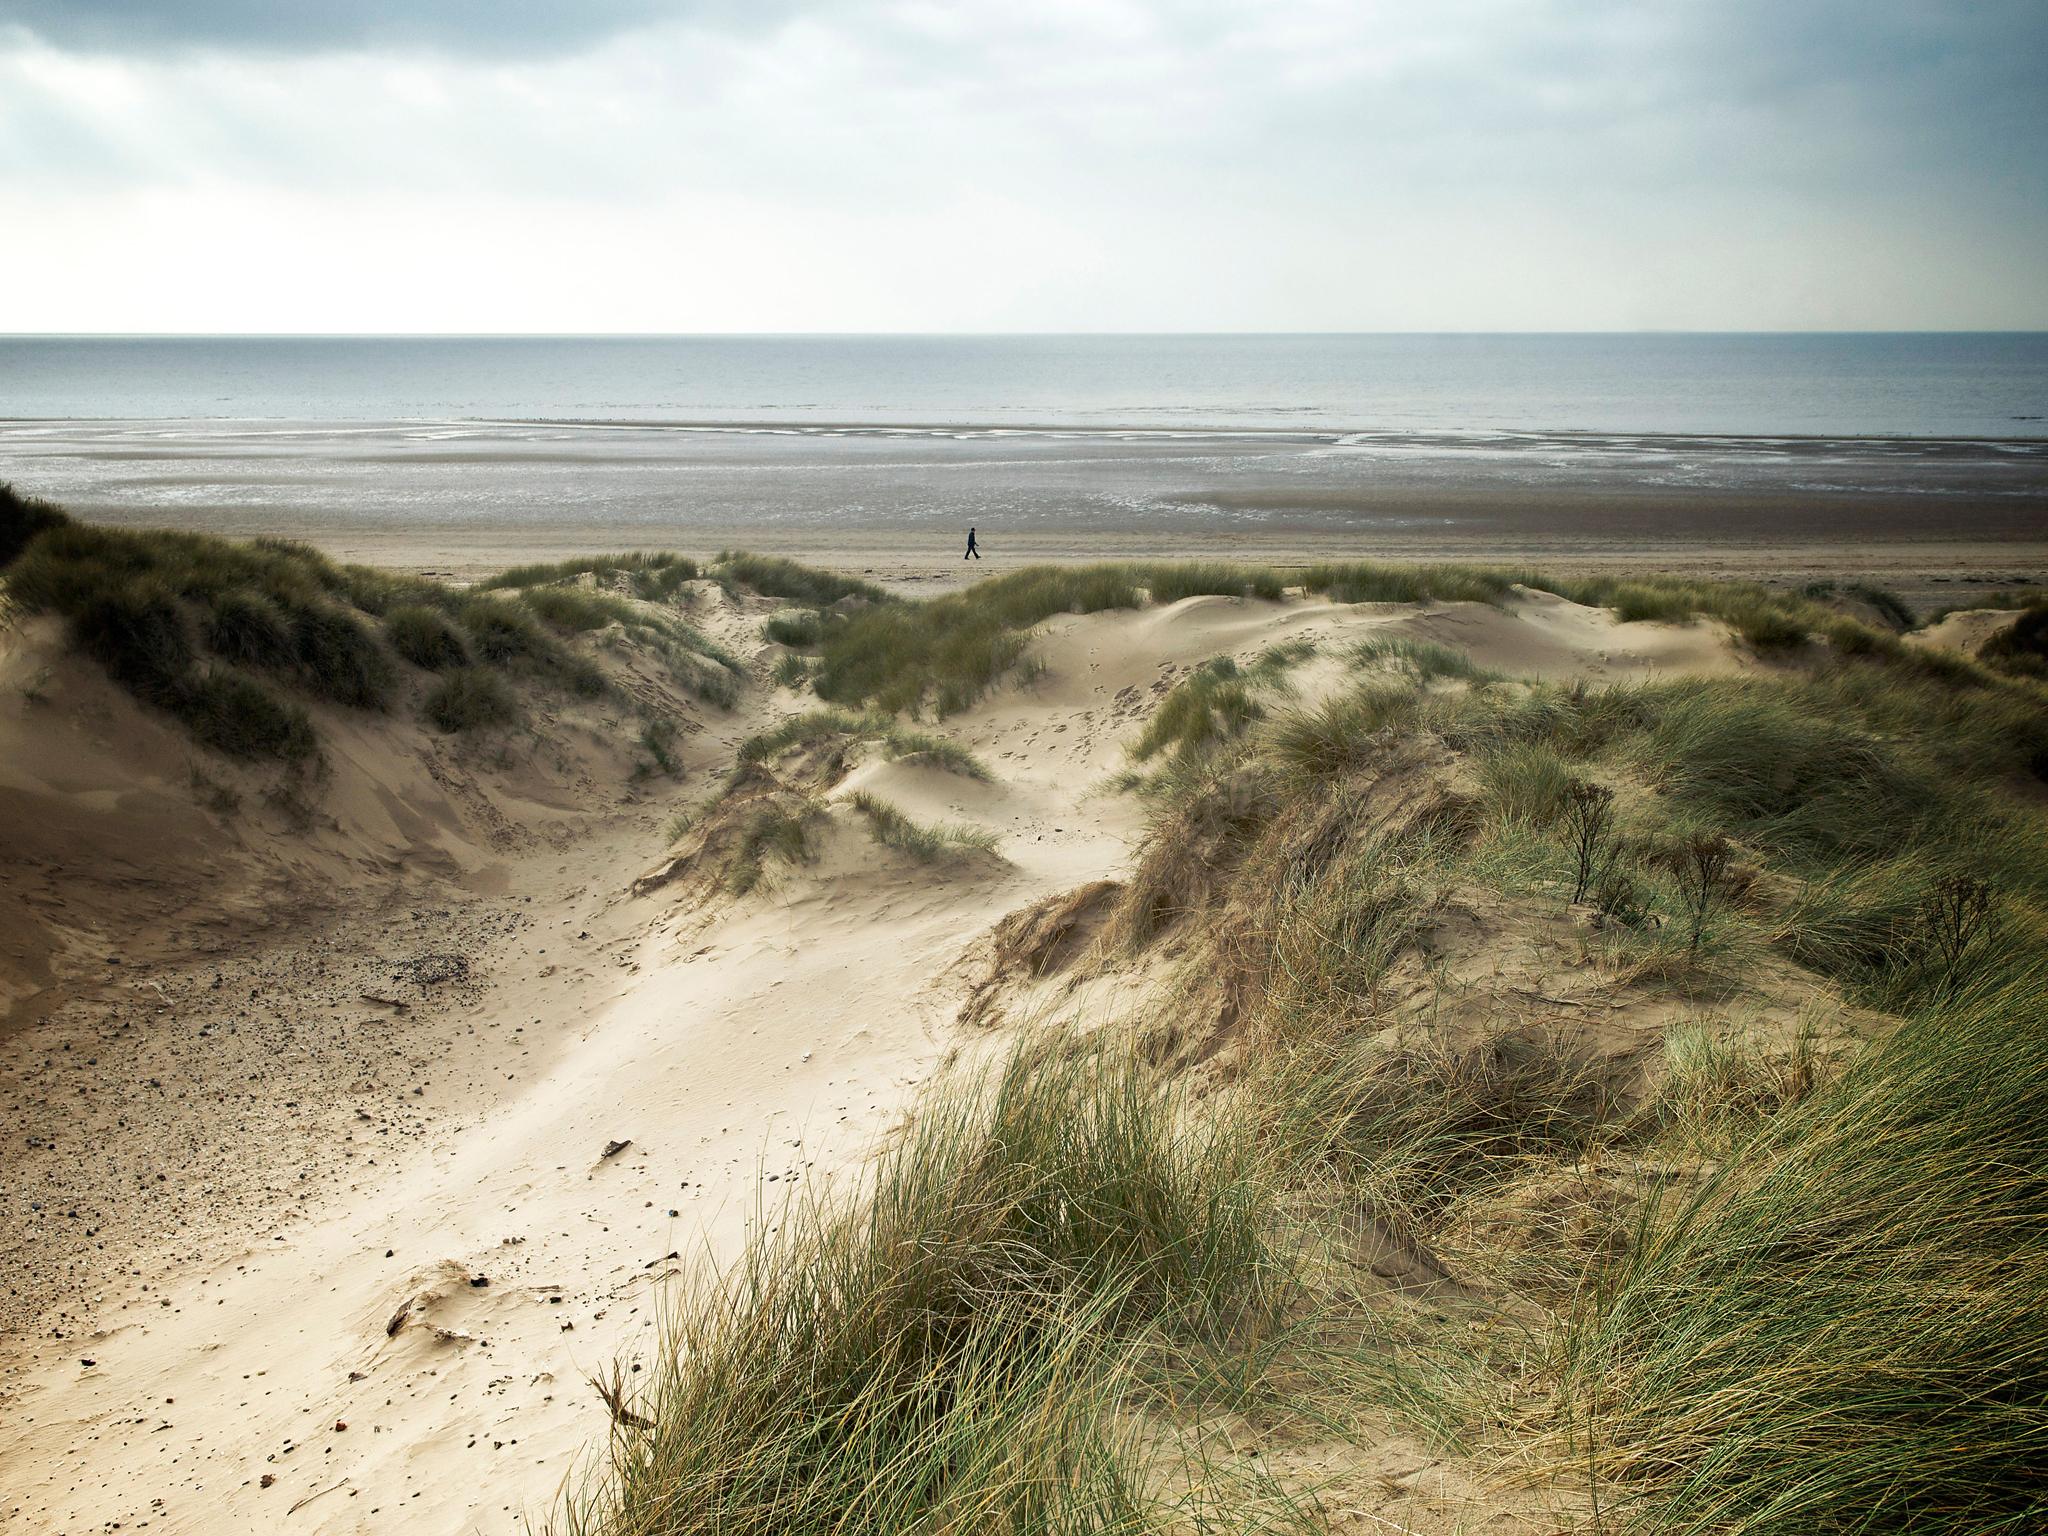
[5,328,2047,341]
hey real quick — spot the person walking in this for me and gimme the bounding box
[964,526,981,560]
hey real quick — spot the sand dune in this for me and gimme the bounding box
[3,582,1788,1533]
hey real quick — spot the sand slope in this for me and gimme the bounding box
[0,587,1757,1534]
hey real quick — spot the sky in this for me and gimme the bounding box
[1,0,2044,333]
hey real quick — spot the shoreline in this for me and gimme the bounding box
[27,504,2046,612]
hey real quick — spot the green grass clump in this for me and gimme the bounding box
[1979,603,2048,680]
[1540,573,1827,650]
[1140,562,1286,603]
[737,709,989,780]
[811,565,1142,715]
[1846,583,1916,630]
[454,595,558,663]
[876,725,990,779]
[715,551,887,607]
[0,481,70,569]
[1559,976,2048,1531]
[520,585,639,634]
[1130,642,1316,772]
[471,575,740,707]
[564,1044,1283,1536]
[480,551,699,601]
[67,576,196,702]
[423,666,519,733]
[763,609,827,647]
[736,708,877,765]
[201,589,297,670]
[637,714,681,776]
[1130,656,1284,769]
[771,651,813,690]
[54,579,318,760]
[727,799,826,895]
[1802,580,1918,631]
[848,791,999,861]
[1276,1028,1614,1225]
[384,604,472,670]
[289,602,396,709]
[1265,686,1419,782]
[1479,740,1578,824]
[1301,561,1525,606]
[1351,634,1498,683]
[180,668,319,760]
[458,596,603,694]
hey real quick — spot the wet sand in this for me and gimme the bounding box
[4,418,2044,610]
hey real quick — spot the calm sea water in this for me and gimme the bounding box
[2,335,2044,540]
[2,333,2045,437]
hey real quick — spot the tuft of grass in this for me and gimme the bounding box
[1300,561,1525,606]
[1270,1027,1615,1226]
[67,576,196,703]
[179,668,319,761]
[1266,686,1418,782]
[1132,659,1263,766]
[458,596,605,695]
[480,551,699,601]
[476,579,739,705]
[0,481,70,569]
[813,563,1291,716]
[1141,562,1286,603]
[728,799,826,894]
[289,602,396,709]
[848,791,1000,861]
[560,1043,1285,1536]
[878,725,991,780]
[771,651,813,690]
[1536,573,1825,650]
[384,603,472,670]
[1637,1021,1822,1155]
[637,714,682,777]
[1846,582,1917,630]
[1558,979,2048,1532]
[1352,634,1498,684]
[737,709,989,780]
[736,708,878,765]
[1979,603,2048,680]
[424,666,519,733]
[763,610,828,647]
[520,585,640,634]
[199,589,295,670]
[1479,741,1578,824]
[715,551,887,607]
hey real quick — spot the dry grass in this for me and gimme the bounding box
[557,1044,1292,1536]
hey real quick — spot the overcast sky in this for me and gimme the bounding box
[2,0,2043,332]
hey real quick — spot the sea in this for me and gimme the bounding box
[1,334,2044,537]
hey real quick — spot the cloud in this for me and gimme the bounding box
[0,0,2043,329]
[0,1,758,57]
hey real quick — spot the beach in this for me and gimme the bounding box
[4,415,2043,608]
